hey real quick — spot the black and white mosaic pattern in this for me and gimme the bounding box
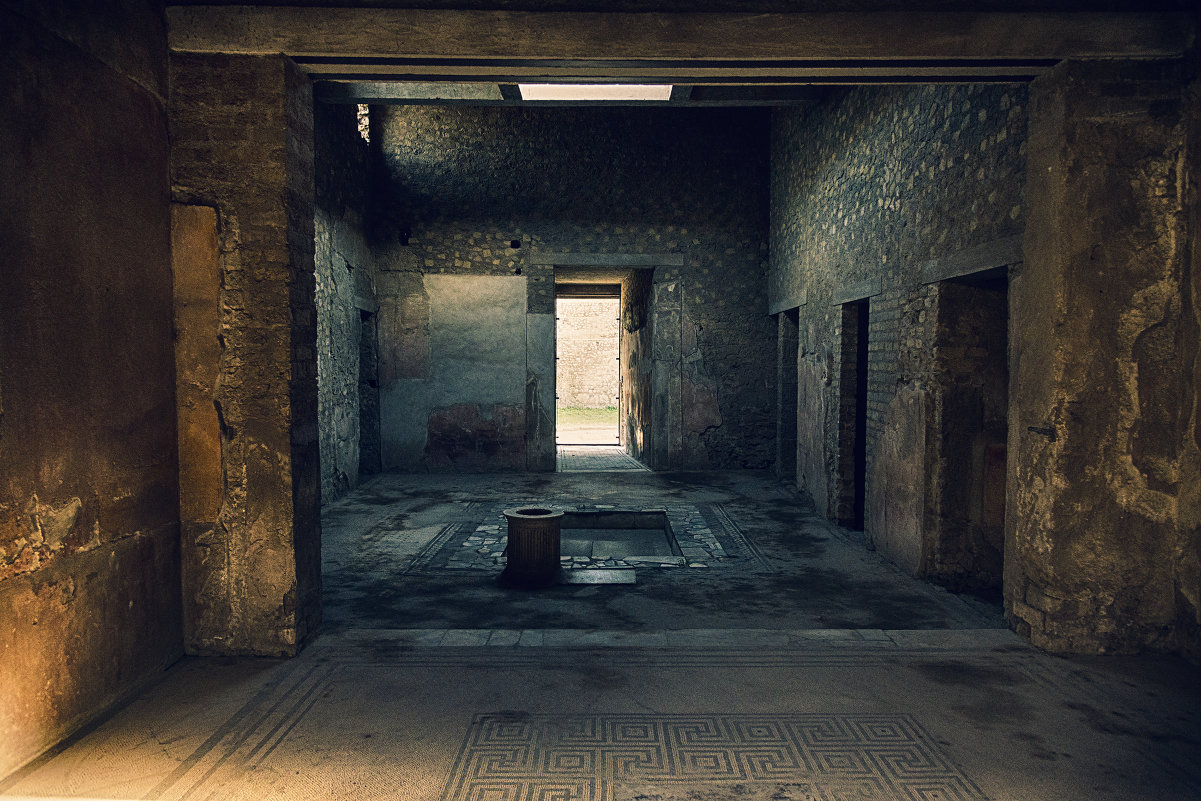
[442,713,987,801]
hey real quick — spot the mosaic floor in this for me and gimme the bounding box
[409,501,766,572]
[319,471,1005,632]
[557,445,650,472]
[5,629,1199,801]
[442,713,986,801]
[4,472,1200,800]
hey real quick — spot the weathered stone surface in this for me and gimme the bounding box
[377,271,430,383]
[1010,58,1195,655]
[1179,46,1201,665]
[1,3,180,777]
[170,52,320,656]
[375,106,774,470]
[526,312,557,471]
[173,205,223,527]
[315,103,376,503]
[771,83,1027,551]
[426,403,526,470]
[621,270,654,463]
[775,310,800,480]
[378,274,528,471]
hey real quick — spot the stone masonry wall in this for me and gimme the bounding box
[377,106,774,470]
[770,84,1027,564]
[557,298,619,408]
[170,53,321,657]
[315,103,376,503]
[0,1,181,778]
[1010,57,1199,657]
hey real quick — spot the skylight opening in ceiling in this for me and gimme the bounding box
[517,84,673,101]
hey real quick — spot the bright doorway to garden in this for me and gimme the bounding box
[556,292,620,445]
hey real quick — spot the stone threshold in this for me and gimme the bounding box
[323,627,1021,650]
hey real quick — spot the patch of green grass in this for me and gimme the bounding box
[556,406,618,425]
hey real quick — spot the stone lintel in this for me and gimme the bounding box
[532,252,684,267]
[769,287,807,315]
[831,278,882,306]
[921,234,1023,284]
[167,9,1193,65]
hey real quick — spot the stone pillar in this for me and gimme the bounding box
[170,54,320,656]
[526,248,556,472]
[1009,58,1194,654]
[652,277,684,470]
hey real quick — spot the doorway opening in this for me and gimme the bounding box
[837,299,870,530]
[928,268,1010,597]
[555,287,621,446]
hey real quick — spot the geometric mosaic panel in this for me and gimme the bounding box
[442,714,988,801]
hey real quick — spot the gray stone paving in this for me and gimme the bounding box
[557,445,649,471]
[447,502,725,571]
[319,470,1003,632]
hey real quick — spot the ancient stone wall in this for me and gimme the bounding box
[1011,58,1198,656]
[557,299,620,408]
[170,53,321,657]
[1182,46,1201,665]
[315,104,376,502]
[770,84,1027,565]
[0,1,181,778]
[376,106,774,471]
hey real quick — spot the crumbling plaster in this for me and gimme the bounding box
[1,2,181,779]
[1010,57,1199,655]
[169,52,321,657]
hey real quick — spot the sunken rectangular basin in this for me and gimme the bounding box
[558,511,682,561]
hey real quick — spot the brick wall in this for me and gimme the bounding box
[170,53,320,656]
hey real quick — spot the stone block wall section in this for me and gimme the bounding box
[0,3,181,779]
[1009,58,1200,657]
[169,53,321,657]
[557,298,620,408]
[374,106,775,471]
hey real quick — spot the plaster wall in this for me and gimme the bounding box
[379,275,528,471]
[1009,57,1200,656]
[376,106,774,470]
[0,1,181,777]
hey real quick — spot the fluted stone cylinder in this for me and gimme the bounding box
[501,507,563,588]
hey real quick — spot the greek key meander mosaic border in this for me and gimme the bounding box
[442,713,987,801]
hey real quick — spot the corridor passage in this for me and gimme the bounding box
[2,471,1198,800]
